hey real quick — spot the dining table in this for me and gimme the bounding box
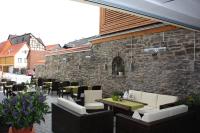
[97,98,146,115]
[63,86,80,96]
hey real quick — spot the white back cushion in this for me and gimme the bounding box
[57,98,87,115]
[128,90,135,100]
[157,94,178,109]
[132,111,142,120]
[128,90,142,102]
[85,102,104,110]
[141,92,158,107]
[84,90,102,103]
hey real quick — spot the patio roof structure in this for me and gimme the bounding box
[72,0,200,31]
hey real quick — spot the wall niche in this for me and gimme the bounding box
[112,56,125,76]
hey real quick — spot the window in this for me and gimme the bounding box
[23,50,28,54]
[18,58,22,63]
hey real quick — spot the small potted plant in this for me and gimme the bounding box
[111,90,124,101]
[178,92,200,129]
[179,93,200,109]
[0,92,49,133]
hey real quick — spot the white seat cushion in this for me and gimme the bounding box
[57,98,87,115]
[132,111,142,120]
[137,105,159,114]
[128,90,142,102]
[157,94,178,109]
[166,104,188,117]
[141,104,188,122]
[85,102,104,110]
[141,92,158,107]
[142,108,169,122]
[128,90,135,100]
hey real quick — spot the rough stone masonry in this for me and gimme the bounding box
[36,28,200,98]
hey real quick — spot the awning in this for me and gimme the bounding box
[72,0,200,31]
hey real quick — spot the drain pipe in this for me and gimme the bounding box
[192,31,196,71]
[194,31,196,62]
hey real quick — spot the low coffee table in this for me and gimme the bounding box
[97,98,146,115]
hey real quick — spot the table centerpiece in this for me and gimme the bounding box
[111,90,123,101]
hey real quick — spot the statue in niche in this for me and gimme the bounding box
[112,56,125,76]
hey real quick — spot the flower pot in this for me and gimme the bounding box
[11,126,33,133]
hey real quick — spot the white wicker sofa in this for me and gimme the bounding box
[116,104,196,133]
[128,90,178,114]
[52,98,113,133]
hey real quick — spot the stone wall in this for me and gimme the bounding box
[36,28,200,97]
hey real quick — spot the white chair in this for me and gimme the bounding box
[84,90,104,110]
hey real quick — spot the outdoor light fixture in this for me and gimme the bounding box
[144,47,167,54]
[85,49,95,59]
[85,55,91,59]
[144,46,166,56]
[62,58,67,62]
[144,32,167,56]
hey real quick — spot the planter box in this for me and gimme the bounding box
[189,106,200,132]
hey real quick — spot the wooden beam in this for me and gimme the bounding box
[92,25,178,44]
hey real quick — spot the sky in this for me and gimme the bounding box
[0,0,99,46]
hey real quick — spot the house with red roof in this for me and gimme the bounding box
[0,41,29,73]
[8,33,46,71]
[45,38,92,57]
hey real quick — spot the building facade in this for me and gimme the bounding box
[0,41,29,73]
[36,8,200,97]
[8,33,45,71]
[13,43,29,69]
